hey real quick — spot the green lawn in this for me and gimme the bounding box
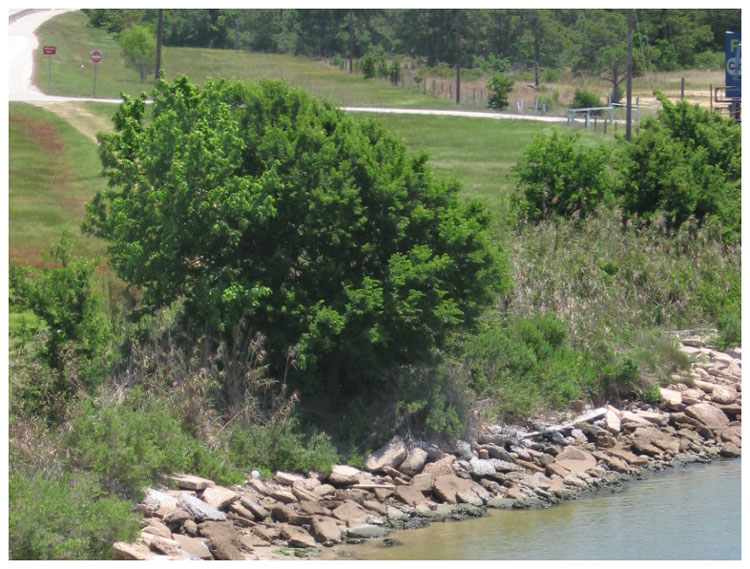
[9,102,109,266]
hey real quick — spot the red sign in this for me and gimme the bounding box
[43,46,56,55]
[90,50,103,64]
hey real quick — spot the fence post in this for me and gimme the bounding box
[710,84,713,112]
[604,119,607,135]
[681,77,685,100]
[594,116,598,131]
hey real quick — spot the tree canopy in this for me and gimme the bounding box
[85,76,506,398]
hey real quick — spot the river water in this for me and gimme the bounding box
[336,458,741,560]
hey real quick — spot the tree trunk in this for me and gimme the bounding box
[348,10,354,73]
[455,9,462,104]
[534,35,540,87]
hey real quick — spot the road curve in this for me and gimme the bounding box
[9,9,568,124]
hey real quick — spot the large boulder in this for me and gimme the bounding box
[331,500,370,526]
[310,517,343,544]
[433,474,474,504]
[364,436,408,472]
[178,493,227,522]
[197,521,247,560]
[468,458,496,478]
[399,447,429,476]
[422,455,456,477]
[394,484,428,506]
[201,486,239,510]
[552,447,597,473]
[685,403,731,429]
[327,464,362,486]
[710,385,737,405]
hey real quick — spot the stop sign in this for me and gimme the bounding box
[90,50,103,64]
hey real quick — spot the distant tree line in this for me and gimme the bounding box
[84,9,740,75]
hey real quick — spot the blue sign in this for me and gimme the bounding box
[725,31,741,99]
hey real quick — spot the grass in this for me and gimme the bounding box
[9,102,109,267]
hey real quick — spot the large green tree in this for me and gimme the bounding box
[118,24,156,83]
[85,76,505,398]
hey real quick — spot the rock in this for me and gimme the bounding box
[685,403,731,429]
[269,488,297,504]
[602,454,632,474]
[394,484,428,506]
[178,493,227,522]
[364,436,408,472]
[630,426,680,456]
[201,486,239,510]
[274,471,306,487]
[486,497,515,509]
[239,497,269,521]
[720,443,741,457]
[455,440,474,461]
[298,500,330,517]
[198,521,247,560]
[659,388,683,409]
[113,541,155,560]
[347,524,391,539]
[433,474,474,504]
[143,519,173,539]
[227,503,256,526]
[246,478,270,496]
[142,488,180,512]
[399,447,429,476]
[313,483,336,498]
[545,462,570,478]
[620,411,653,429]
[411,472,435,493]
[171,474,215,491]
[311,518,343,544]
[332,500,370,526]
[468,458,497,478]
[516,458,545,473]
[182,519,199,536]
[638,411,669,427]
[291,485,320,503]
[487,458,525,473]
[270,504,297,523]
[173,534,213,560]
[422,455,456,477]
[141,533,183,557]
[362,499,387,515]
[279,524,317,548]
[328,465,362,486]
[710,386,736,405]
[456,489,484,507]
[386,505,407,520]
[483,443,514,461]
[552,447,597,473]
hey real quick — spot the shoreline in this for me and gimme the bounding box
[113,333,741,560]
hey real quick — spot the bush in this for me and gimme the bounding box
[389,58,402,86]
[512,128,613,222]
[10,232,108,372]
[85,76,505,399]
[64,393,226,499]
[616,92,741,239]
[361,53,376,78]
[486,73,514,110]
[9,470,141,560]
[570,88,603,113]
[693,50,724,70]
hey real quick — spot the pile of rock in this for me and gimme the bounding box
[113,336,740,560]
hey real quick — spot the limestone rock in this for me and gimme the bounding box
[468,458,496,478]
[552,447,597,473]
[142,488,180,512]
[659,388,683,409]
[172,474,215,491]
[172,534,213,560]
[313,483,336,498]
[279,524,317,548]
[411,472,435,493]
[620,411,653,429]
[604,407,622,435]
[275,471,306,487]
[364,436,408,472]
[113,541,155,560]
[328,465,362,486]
[487,458,524,473]
[198,521,247,560]
[394,484,428,506]
[711,385,736,405]
[685,403,731,429]
[178,493,227,522]
[455,440,474,461]
[269,488,297,504]
[201,485,239,510]
[239,496,269,521]
[331,499,369,526]
[720,442,741,457]
[422,455,456,477]
[433,474,474,504]
[347,524,391,539]
[399,447,429,476]
[311,517,343,544]
[143,519,173,539]
[456,489,484,507]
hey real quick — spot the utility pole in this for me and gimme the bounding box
[456,9,462,104]
[626,9,633,141]
[155,9,163,81]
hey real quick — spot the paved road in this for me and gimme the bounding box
[9,9,568,125]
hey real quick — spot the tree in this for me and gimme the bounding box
[616,92,741,238]
[486,73,514,110]
[119,24,156,83]
[572,10,630,104]
[84,76,506,399]
[512,128,612,222]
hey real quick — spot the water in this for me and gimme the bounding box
[337,458,741,560]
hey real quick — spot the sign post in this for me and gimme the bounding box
[43,45,55,90]
[90,49,103,96]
